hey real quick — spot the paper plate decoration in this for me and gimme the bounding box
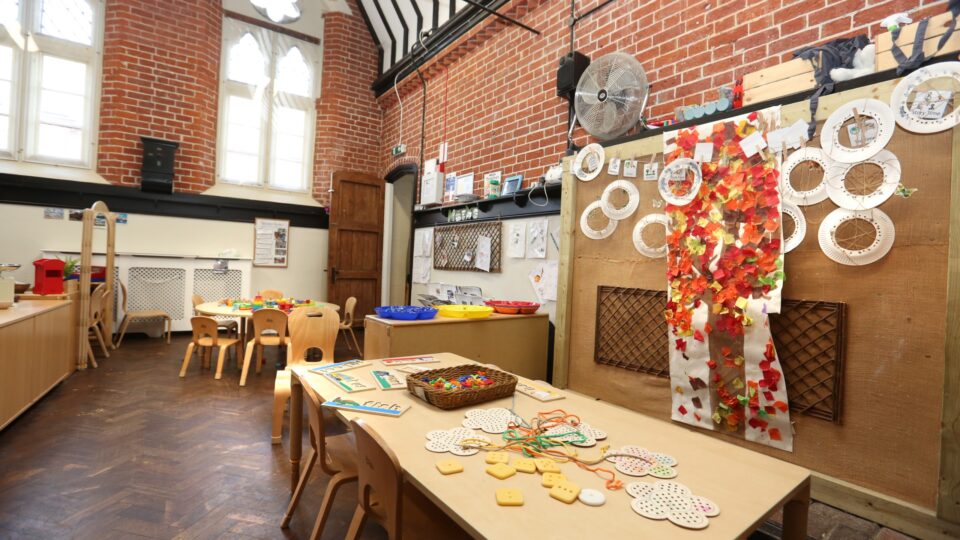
[574,143,605,182]
[781,147,831,206]
[658,158,702,206]
[633,213,670,258]
[825,149,901,210]
[605,445,678,478]
[580,200,618,240]
[818,208,895,265]
[627,480,719,530]
[781,202,806,253]
[820,99,895,163]
[425,428,491,456]
[542,422,608,447]
[600,179,640,220]
[890,61,960,133]
[461,408,523,434]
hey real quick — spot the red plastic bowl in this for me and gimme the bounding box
[484,300,540,315]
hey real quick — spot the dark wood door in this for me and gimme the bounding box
[328,171,384,326]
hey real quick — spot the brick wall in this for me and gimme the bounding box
[378,0,950,196]
[97,0,221,192]
[312,0,383,206]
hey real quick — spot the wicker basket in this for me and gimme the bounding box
[406,365,517,410]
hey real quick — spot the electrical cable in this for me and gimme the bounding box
[394,69,404,146]
[528,181,549,207]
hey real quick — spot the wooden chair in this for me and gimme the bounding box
[281,381,358,539]
[115,281,172,348]
[84,283,110,367]
[179,316,241,379]
[191,294,238,338]
[346,419,403,540]
[239,308,289,386]
[271,306,339,443]
[338,296,362,354]
[259,288,283,300]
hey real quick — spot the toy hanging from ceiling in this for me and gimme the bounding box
[662,108,793,451]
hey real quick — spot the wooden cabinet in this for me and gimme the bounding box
[0,300,75,431]
[363,313,549,380]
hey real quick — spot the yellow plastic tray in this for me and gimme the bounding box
[437,305,494,319]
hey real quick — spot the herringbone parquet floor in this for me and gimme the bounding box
[0,332,388,540]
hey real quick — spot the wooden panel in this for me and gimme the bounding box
[558,78,952,509]
[875,12,960,72]
[0,317,33,429]
[743,58,816,105]
[940,123,960,521]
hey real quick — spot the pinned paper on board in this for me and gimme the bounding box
[475,235,492,272]
[527,219,548,259]
[414,228,434,257]
[412,256,431,284]
[528,261,558,302]
[507,222,525,258]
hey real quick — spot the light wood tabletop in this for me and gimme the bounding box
[289,353,810,540]
[0,299,72,329]
[194,301,340,318]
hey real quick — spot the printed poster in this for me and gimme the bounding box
[254,217,290,267]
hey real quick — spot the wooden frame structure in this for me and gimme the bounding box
[553,78,960,538]
[78,201,117,369]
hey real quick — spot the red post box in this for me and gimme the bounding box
[33,259,65,295]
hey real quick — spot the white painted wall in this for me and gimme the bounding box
[410,215,561,322]
[0,203,328,301]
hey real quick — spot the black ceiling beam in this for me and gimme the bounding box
[389,0,410,57]
[432,0,439,31]
[407,0,423,47]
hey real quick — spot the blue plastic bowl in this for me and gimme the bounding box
[417,306,438,320]
[375,305,424,320]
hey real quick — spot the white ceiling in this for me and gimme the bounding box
[221,0,351,40]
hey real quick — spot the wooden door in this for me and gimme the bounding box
[328,171,385,326]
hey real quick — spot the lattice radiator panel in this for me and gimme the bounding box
[594,286,846,423]
[128,267,186,320]
[193,269,243,320]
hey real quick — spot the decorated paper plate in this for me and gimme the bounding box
[600,179,640,220]
[574,143,605,181]
[825,149,901,210]
[818,208,895,266]
[633,213,669,258]
[781,202,806,253]
[781,147,831,206]
[580,200,618,240]
[658,158,702,206]
[820,98,895,163]
[890,61,960,133]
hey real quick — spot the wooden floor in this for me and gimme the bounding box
[0,332,386,540]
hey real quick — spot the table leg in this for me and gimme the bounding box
[781,478,810,540]
[290,372,303,493]
[239,317,247,356]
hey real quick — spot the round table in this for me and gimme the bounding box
[194,301,340,353]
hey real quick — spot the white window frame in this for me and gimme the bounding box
[0,0,104,169]
[216,18,319,194]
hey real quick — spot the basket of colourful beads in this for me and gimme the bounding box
[406,365,517,409]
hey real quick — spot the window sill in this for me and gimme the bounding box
[0,160,109,184]
[202,183,322,207]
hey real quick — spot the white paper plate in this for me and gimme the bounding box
[818,208,895,265]
[781,202,806,253]
[820,98,895,163]
[658,158,702,206]
[600,179,640,220]
[825,149,901,210]
[890,61,960,133]
[632,213,670,258]
[781,147,831,206]
[580,200,618,240]
[574,143,605,182]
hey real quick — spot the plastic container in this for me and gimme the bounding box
[437,305,494,319]
[484,300,540,315]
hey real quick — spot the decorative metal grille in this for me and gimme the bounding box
[192,269,243,320]
[127,267,185,320]
[433,221,502,272]
[593,286,845,423]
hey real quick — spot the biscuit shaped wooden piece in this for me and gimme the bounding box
[549,481,581,504]
[513,458,537,473]
[541,472,567,488]
[486,463,516,480]
[534,458,561,473]
[436,459,464,475]
[485,452,510,465]
[495,488,524,506]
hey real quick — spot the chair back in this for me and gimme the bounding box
[287,306,339,366]
[251,308,287,342]
[89,284,107,324]
[191,294,204,315]
[259,289,283,300]
[351,418,403,539]
[190,316,220,346]
[301,381,341,476]
[343,296,357,326]
[118,281,129,313]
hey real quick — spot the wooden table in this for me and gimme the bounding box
[195,301,340,354]
[363,313,549,380]
[288,353,811,539]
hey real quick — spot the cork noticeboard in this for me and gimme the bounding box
[561,78,952,510]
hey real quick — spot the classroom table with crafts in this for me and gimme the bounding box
[195,300,340,355]
[288,352,811,539]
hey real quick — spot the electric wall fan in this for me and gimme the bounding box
[574,52,650,140]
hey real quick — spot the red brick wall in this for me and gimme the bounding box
[97,0,222,192]
[313,0,383,206]
[378,0,950,196]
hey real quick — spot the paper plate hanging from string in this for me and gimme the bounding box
[658,158,702,206]
[580,200,618,240]
[781,147,831,206]
[574,143,605,182]
[825,149,901,210]
[781,202,806,253]
[820,99,895,163]
[633,213,669,258]
[818,208,895,266]
[600,179,640,220]
[890,61,960,133]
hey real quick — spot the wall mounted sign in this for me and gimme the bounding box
[253,217,290,268]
